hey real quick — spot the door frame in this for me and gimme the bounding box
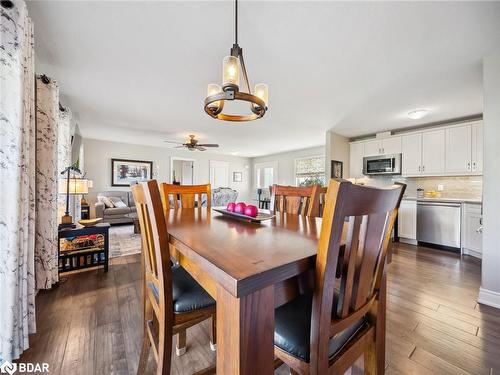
[170,157,196,184]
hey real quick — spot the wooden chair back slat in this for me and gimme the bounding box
[309,179,405,373]
[160,183,211,211]
[270,184,320,217]
[132,181,173,315]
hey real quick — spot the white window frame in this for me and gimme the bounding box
[294,155,326,186]
[254,161,279,189]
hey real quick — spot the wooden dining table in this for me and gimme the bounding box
[165,208,348,375]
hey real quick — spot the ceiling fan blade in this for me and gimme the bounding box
[196,146,206,151]
[197,144,219,147]
[164,140,183,144]
[188,147,195,151]
[174,145,185,148]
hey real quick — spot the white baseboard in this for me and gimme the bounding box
[478,287,500,309]
[462,248,482,259]
[399,238,418,246]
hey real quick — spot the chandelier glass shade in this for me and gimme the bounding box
[204,0,268,122]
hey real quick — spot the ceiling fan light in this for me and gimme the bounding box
[207,84,222,108]
[254,83,269,107]
[222,56,239,89]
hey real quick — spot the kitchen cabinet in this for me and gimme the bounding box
[471,121,483,173]
[363,137,402,157]
[364,140,383,157]
[382,136,402,155]
[422,129,445,174]
[446,125,472,174]
[349,120,482,178]
[349,142,365,178]
[462,203,482,258]
[398,199,417,241]
[401,133,422,175]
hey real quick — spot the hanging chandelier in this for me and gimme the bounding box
[204,0,268,122]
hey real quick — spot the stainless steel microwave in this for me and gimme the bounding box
[363,154,402,175]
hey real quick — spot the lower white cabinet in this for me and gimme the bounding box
[462,203,483,258]
[398,199,417,241]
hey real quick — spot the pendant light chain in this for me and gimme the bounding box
[235,0,238,45]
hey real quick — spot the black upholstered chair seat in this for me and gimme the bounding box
[149,266,215,313]
[274,293,366,363]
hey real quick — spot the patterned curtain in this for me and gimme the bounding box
[0,0,36,361]
[35,76,59,289]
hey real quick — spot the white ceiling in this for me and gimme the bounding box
[27,1,500,157]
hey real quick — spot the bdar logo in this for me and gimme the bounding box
[0,358,17,375]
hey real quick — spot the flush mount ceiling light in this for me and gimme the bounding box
[204,0,268,122]
[407,109,430,120]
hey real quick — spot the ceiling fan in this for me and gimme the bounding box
[164,135,219,151]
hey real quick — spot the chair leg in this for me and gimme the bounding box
[176,329,187,356]
[136,335,151,375]
[210,314,217,351]
[137,300,153,375]
[365,274,387,375]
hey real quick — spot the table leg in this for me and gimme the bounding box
[216,285,275,375]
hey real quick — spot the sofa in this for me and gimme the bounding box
[95,191,136,224]
[211,187,238,206]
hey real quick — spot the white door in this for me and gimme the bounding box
[209,161,230,188]
[398,200,417,240]
[422,130,445,174]
[382,136,402,155]
[471,121,483,174]
[401,133,422,175]
[181,161,193,185]
[445,125,472,174]
[349,142,365,178]
[364,140,382,157]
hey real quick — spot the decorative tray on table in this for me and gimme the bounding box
[212,208,275,223]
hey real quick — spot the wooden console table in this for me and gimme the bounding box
[58,223,110,274]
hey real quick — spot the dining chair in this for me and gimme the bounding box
[132,180,216,375]
[160,183,211,211]
[273,179,405,375]
[317,187,328,217]
[270,184,321,217]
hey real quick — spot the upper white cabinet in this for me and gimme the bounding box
[446,125,472,174]
[421,130,445,175]
[382,136,402,155]
[349,120,483,178]
[364,140,383,157]
[349,142,365,178]
[363,137,402,157]
[471,121,483,174]
[401,133,422,175]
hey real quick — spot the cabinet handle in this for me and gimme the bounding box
[418,166,421,172]
[422,165,425,172]
[476,227,483,233]
[467,162,471,171]
[472,162,476,171]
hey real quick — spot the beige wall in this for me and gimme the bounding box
[83,138,252,216]
[326,131,350,179]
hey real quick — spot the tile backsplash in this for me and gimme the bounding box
[353,175,483,199]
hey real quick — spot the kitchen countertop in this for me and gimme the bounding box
[402,196,482,204]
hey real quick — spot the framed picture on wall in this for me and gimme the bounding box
[111,158,153,186]
[331,160,343,179]
[233,171,243,182]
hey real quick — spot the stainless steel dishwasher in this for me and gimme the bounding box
[417,201,461,249]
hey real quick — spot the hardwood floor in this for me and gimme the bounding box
[19,242,500,374]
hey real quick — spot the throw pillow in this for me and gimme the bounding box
[109,196,127,208]
[99,196,115,208]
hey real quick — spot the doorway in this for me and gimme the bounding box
[170,157,195,185]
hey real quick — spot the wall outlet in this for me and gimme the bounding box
[437,184,444,191]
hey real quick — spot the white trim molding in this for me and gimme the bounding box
[478,287,500,309]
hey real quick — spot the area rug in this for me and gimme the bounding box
[109,224,141,258]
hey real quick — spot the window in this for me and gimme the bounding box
[295,156,325,186]
[255,162,278,189]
